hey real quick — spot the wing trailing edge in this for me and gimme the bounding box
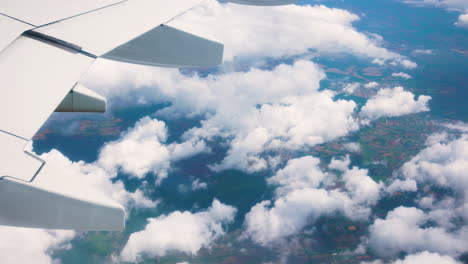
[0,177,125,231]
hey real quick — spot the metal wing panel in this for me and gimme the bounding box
[0,132,43,182]
[34,0,203,56]
[0,177,125,231]
[0,0,123,26]
[102,24,224,68]
[0,15,33,52]
[0,36,94,140]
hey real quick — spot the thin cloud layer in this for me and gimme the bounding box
[403,0,468,11]
[403,0,468,28]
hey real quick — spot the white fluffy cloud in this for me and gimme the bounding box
[344,142,362,153]
[360,87,431,120]
[120,200,236,262]
[268,156,331,196]
[36,116,208,209]
[244,155,382,245]
[400,134,468,196]
[39,149,157,209]
[0,227,74,264]
[371,133,468,259]
[363,251,462,264]
[89,60,360,173]
[80,2,419,174]
[244,188,351,245]
[392,252,462,264]
[400,133,468,225]
[364,82,379,89]
[392,72,412,79]
[342,166,383,206]
[98,117,208,183]
[455,13,468,28]
[343,83,360,94]
[368,206,468,257]
[168,2,402,62]
[386,178,418,193]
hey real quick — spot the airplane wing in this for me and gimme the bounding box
[0,0,294,231]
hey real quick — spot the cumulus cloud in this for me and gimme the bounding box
[400,134,468,196]
[33,116,209,214]
[344,142,362,153]
[364,82,379,89]
[455,13,468,28]
[360,87,431,120]
[343,83,360,94]
[400,133,468,224]
[79,2,419,174]
[0,227,74,264]
[268,156,331,196]
[98,117,208,183]
[244,188,351,245]
[368,206,468,257]
[362,251,462,264]
[370,132,468,259]
[392,252,462,264]
[89,60,359,173]
[244,155,382,245]
[168,2,402,62]
[392,72,412,79]
[191,179,208,191]
[120,199,236,262]
[386,178,418,193]
[329,155,352,171]
[342,166,383,206]
[39,149,157,209]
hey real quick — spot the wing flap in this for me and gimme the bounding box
[102,24,223,68]
[0,36,94,139]
[0,177,124,231]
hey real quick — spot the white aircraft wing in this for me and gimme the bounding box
[0,0,294,231]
